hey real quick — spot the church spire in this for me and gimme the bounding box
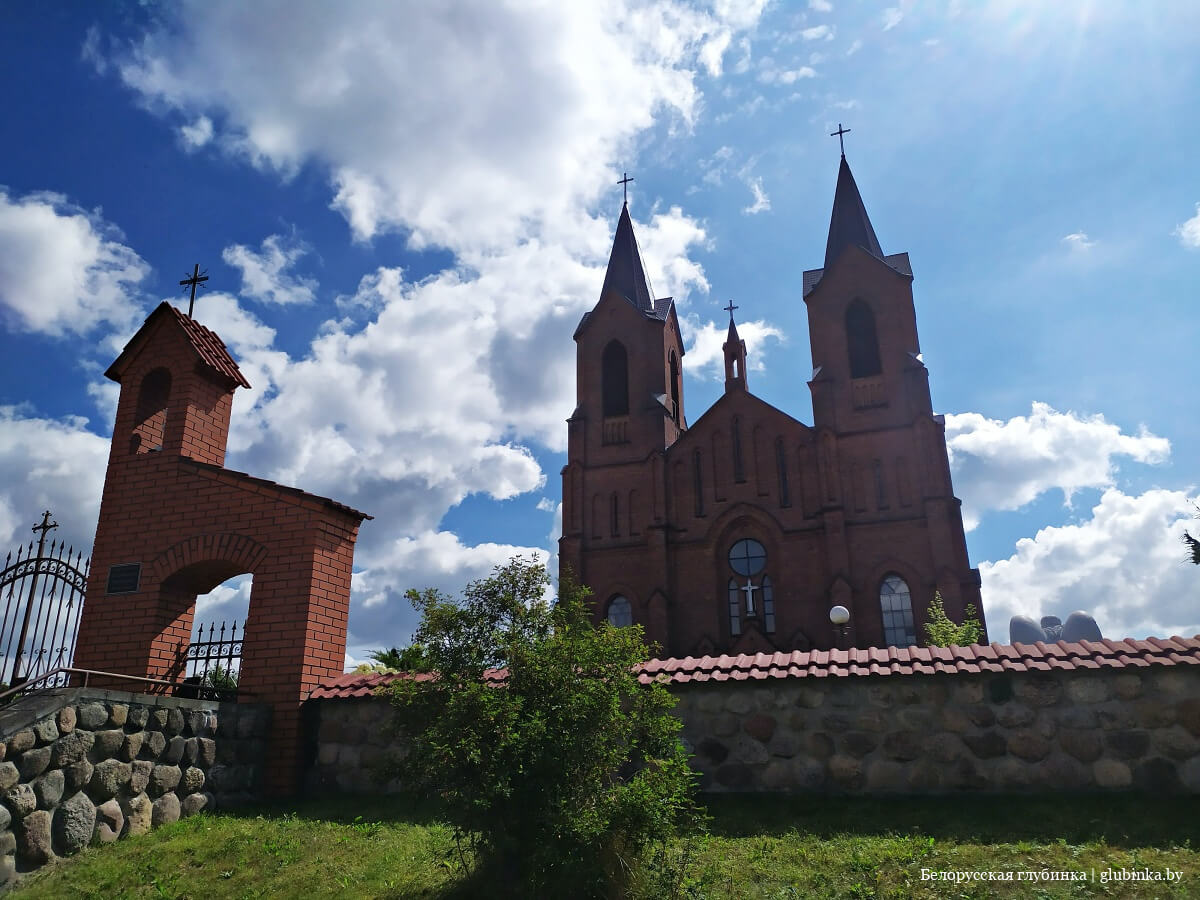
[823,154,883,269]
[601,202,656,313]
[722,301,748,393]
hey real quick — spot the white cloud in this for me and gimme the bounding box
[680,315,785,379]
[0,190,148,337]
[1061,231,1095,252]
[536,497,556,512]
[346,531,552,657]
[808,0,833,11]
[80,26,107,74]
[758,60,817,84]
[222,233,318,306]
[179,115,213,150]
[980,489,1200,642]
[1175,203,1200,249]
[945,402,1170,530]
[846,39,862,55]
[801,25,834,41]
[0,407,109,553]
[60,1,762,663]
[743,176,770,214]
[882,8,905,30]
[112,1,764,249]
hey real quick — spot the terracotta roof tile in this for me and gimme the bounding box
[167,305,252,388]
[180,458,371,521]
[105,302,251,388]
[309,637,1200,698]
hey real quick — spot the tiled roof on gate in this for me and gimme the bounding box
[310,667,508,699]
[309,637,1200,698]
[180,458,372,521]
[106,302,251,388]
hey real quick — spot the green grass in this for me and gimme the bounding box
[12,793,1200,899]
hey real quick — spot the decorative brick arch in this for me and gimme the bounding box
[147,533,270,586]
[75,304,370,796]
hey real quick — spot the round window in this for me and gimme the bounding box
[728,539,766,576]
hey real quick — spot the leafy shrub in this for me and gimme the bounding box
[382,557,699,895]
[923,591,984,647]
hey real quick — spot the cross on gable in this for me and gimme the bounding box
[179,263,210,317]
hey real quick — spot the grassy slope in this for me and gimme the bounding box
[12,793,1200,899]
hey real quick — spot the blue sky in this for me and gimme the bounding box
[1,1,1197,666]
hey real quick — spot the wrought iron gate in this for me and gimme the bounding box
[0,511,89,688]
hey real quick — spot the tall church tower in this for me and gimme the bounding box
[802,149,981,638]
[562,153,984,657]
[560,201,685,647]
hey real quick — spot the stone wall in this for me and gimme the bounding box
[305,697,400,794]
[0,687,270,886]
[673,668,1200,793]
[304,666,1200,796]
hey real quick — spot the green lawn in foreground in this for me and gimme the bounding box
[12,793,1200,899]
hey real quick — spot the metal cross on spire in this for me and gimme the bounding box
[179,263,210,317]
[830,123,851,157]
[723,300,739,321]
[617,172,634,204]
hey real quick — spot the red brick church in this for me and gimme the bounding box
[559,152,985,655]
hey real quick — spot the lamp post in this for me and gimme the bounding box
[829,605,850,651]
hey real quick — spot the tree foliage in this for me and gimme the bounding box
[923,591,984,647]
[363,644,430,672]
[382,557,697,894]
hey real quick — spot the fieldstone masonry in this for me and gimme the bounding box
[0,687,269,886]
[306,665,1200,797]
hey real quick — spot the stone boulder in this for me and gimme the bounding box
[52,791,96,856]
[4,784,37,818]
[17,809,53,865]
[51,730,94,768]
[151,792,181,827]
[180,792,212,817]
[150,765,183,796]
[120,792,152,836]
[89,759,132,801]
[94,798,124,843]
[33,770,65,809]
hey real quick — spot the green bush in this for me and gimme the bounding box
[382,557,699,895]
[923,591,984,647]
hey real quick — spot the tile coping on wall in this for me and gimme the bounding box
[309,636,1200,699]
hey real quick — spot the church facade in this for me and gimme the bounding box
[559,154,985,656]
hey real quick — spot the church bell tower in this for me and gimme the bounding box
[559,198,685,647]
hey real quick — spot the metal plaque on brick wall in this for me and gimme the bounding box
[106,563,141,594]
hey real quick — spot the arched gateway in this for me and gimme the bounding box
[74,302,370,796]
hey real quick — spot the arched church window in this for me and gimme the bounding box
[845,299,882,379]
[727,539,773,635]
[132,367,172,454]
[607,595,632,627]
[775,438,791,508]
[669,351,680,424]
[601,340,629,417]
[727,579,741,636]
[732,417,745,483]
[880,574,916,647]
